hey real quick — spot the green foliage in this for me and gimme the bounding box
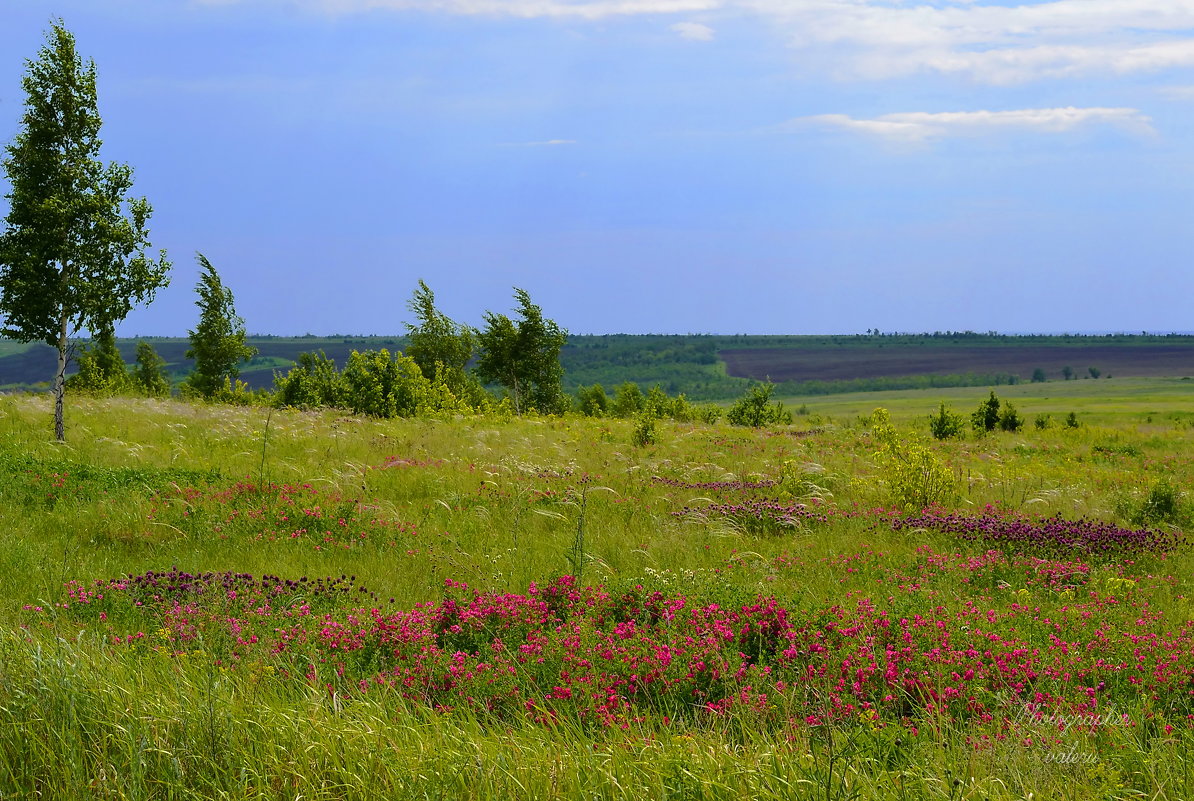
[1062,365,1075,380]
[727,382,791,428]
[0,23,170,439]
[272,350,344,409]
[610,382,644,417]
[1089,366,1102,379]
[971,391,1001,433]
[631,413,657,447]
[1065,411,1081,429]
[130,341,170,397]
[871,407,956,511]
[927,401,965,440]
[342,349,423,418]
[574,384,609,417]
[1034,413,1052,430]
[998,401,1023,432]
[475,288,568,415]
[340,349,473,419]
[1031,368,1047,383]
[404,280,482,404]
[209,376,267,406]
[1130,478,1186,527]
[66,325,130,396]
[183,254,256,399]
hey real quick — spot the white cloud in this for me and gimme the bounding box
[670,21,714,41]
[205,0,1194,83]
[266,0,719,19]
[744,0,1194,83]
[794,107,1155,142]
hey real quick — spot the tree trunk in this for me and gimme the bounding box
[53,312,68,442]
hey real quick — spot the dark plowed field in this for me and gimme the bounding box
[720,344,1194,382]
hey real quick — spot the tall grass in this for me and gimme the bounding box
[0,390,1191,798]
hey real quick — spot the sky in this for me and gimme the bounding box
[2,0,1194,336]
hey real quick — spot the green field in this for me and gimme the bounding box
[783,377,1194,427]
[0,379,1191,799]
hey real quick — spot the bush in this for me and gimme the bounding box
[131,341,171,397]
[928,401,965,440]
[1065,411,1081,429]
[340,349,472,419]
[1033,413,1052,430]
[273,351,344,410]
[971,391,1001,432]
[1131,478,1185,526]
[871,408,955,511]
[67,326,130,396]
[610,382,644,418]
[727,382,791,428]
[998,401,1023,432]
[631,413,657,447]
[575,384,609,417]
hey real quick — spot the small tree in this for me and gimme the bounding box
[1031,368,1047,383]
[611,382,644,417]
[971,391,1001,432]
[1088,366,1101,379]
[183,253,256,398]
[928,401,965,440]
[727,382,792,427]
[1062,365,1074,381]
[131,341,171,397]
[475,288,568,415]
[575,384,609,417]
[273,350,343,409]
[0,23,170,439]
[67,324,130,395]
[405,280,477,386]
[998,401,1023,432]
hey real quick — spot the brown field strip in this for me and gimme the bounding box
[720,344,1194,382]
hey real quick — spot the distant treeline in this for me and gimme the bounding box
[5,331,1194,401]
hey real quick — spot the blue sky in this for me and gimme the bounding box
[2,0,1194,336]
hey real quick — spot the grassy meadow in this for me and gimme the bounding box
[0,381,1192,799]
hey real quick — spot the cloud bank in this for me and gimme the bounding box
[794,107,1155,142]
[232,0,1194,84]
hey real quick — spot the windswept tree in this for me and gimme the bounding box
[404,279,482,402]
[0,22,170,440]
[183,253,256,398]
[475,288,568,415]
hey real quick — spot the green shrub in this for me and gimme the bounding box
[130,342,171,397]
[727,382,791,428]
[971,391,1000,432]
[1132,478,1185,526]
[575,384,609,417]
[998,401,1023,432]
[871,407,955,511]
[1065,411,1081,429]
[611,382,644,418]
[928,401,965,440]
[1034,413,1052,430]
[631,413,657,447]
[273,351,344,410]
[340,349,472,418]
[67,326,131,396]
